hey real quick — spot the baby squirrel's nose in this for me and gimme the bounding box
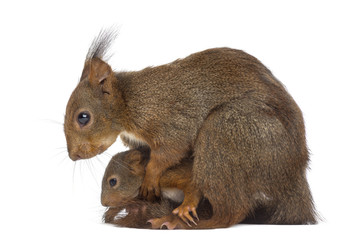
[101,195,109,207]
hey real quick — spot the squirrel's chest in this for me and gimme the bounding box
[120,131,148,147]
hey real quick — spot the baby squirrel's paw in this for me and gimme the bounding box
[172,204,199,227]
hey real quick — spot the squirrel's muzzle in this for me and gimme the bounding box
[68,143,106,161]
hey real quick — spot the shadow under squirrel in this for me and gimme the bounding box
[64,29,317,227]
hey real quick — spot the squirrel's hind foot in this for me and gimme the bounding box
[147,215,190,229]
[172,205,198,226]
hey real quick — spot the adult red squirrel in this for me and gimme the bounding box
[64,29,317,226]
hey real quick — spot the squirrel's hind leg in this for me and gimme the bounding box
[191,99,264,228]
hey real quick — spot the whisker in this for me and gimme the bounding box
[87,159,100,188]
[110,158,134,172]
[57,155,70,167]
[96,156,106,169]
[39,119,64,126]
[51,149,68,160]
[55,147,67,150]
[102,152,113,158]
[79,160,84,184]
[72,161,77,187]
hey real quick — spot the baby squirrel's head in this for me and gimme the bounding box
[64,30,124,161]
[101,147,150,207]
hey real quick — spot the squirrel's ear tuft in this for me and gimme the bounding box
[86,28,118,61]
[79,27,118,88]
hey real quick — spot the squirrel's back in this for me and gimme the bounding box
[117,47,303,147]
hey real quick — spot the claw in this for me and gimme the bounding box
[140,179,160,201]
[173,205,198,226]
[191,207,199,221]
[185,210,196,225]
[179,215,192,227]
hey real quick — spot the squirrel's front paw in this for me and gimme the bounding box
[172,204,199,227]
[140,175,161,201]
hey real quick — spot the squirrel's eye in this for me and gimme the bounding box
[109,178,117,187]
[77,112,90,126]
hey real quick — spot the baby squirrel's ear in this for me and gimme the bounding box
[80,58,114,95]
[126,150,147,176]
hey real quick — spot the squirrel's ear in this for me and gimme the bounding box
[80,62,90,81]
[88,58,112,85]
[80,58,114,94]
[126,151,146,176]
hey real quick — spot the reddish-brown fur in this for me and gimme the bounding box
[65,30,317,228]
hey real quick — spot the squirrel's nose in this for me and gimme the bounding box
[69,152,82,161]
[101,195,109,207]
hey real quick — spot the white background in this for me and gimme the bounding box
[1,0,359,239]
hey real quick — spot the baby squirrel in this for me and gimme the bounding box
[103,200,178,229]
[104,199,213,229]
[65,30,317,226]
[102,147,212,229]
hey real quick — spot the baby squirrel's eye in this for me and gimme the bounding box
[77,112,90,126]
[109,178,117,187]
